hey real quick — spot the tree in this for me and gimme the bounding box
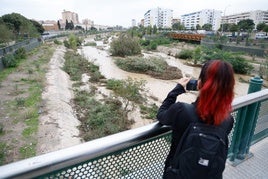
[196,24,201,30]
[146,26,152,35]
[57,20,61,30]
[65,19,69,30]
[256,23,266,31]
[202,23,212,31]
[221,23,231,32]
[237,19,255,32]
[229,24,239,36]
[153,25,157,34]
[0,21,13,44]
[263,25,268,35]
[1,13,39,38]
[172,22,185,30]
[30,20,44,34]
[70,20,74,30]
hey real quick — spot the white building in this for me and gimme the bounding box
[132,19,136,27]
[144,7,173,28]
[181,9,222,31]
[62,10,79,24]
[222,10,268,29]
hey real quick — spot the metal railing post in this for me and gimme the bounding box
[229,76,263,166]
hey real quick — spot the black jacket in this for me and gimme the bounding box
[157,84,234,173]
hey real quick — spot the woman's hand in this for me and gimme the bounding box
[178,77,191,89]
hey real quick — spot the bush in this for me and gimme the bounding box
[84,42,97,46]
[14,48,26,59]
[64,34,83,50]
[2,54,18,67]
[227,56,253,74]
[54,39,62,45]
[175,49,194,59]
[110,33,141,57]
[149,42,157,50]
[115,56,167,73]
[197,47,253,74]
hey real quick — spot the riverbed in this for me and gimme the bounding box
[81,37,251,106]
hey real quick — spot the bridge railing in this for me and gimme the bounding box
[0,88,268,178]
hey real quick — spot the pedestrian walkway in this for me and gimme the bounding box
[223,137,268,179]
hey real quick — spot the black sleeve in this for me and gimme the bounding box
[157,84,186,125]
[226,115,234,135]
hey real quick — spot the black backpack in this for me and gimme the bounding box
[164,104,228,179]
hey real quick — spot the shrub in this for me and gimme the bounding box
[227,56,253,74]
[175,49,194,59]
[2,54,18,67]
[14,48,26,59]
[149,41,157,50]
[106,78,145,110]
[115,56,167,73]
[110,33,141,57]
[84,42,97,46]
[64,34,83,50]
[53,39,62,45]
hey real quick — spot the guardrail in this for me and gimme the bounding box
[0,84,267,178]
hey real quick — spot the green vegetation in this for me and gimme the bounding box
[0,44,54,165]
[0,143,6,165]
[176,46,253,74]
[0,13,44,44]
[63,51,104,82]
[63,51,132,141]
[107,78,145,112]
[63,50,157,141]
[53,39,62,45]
[2,47,26,68]
[110,33,141,57]
[140,103,158,119]
[84,41,97,46]
[114,56,182,80]
[63,34,83,50]
[115,56,167,73]
[140,37,172,50]
[175,49,193,60]
[259,57,268,80]
[74,90,133,141]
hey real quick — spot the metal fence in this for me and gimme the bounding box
[0,38,41,71]
[201,39,267,57]
[0,89,268,178]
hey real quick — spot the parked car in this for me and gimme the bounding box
[255,33,268,39]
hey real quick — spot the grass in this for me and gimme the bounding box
[0,43,54,165]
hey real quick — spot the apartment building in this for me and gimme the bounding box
[181,9,222,31]
[62,10,79,24]
[144,7,173,28]
[222,10,268,29]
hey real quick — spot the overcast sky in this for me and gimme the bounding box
[1,0,267,27]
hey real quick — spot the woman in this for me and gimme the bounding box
[157,60,235,178]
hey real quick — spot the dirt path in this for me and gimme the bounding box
[36,46,82,155]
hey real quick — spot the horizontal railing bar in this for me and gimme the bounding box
[232,89,268,110]
[0,123,170,178]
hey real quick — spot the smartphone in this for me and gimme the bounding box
[186,79,198,91]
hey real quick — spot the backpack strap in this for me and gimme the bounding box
[170,103,227,168]
[169,103,198,168]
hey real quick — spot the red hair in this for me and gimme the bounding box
[197,60,235,125]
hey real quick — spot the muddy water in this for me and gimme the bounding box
[81,39,250,106]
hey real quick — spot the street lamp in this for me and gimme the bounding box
[221,5,231,35]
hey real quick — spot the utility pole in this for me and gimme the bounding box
[221,5,231,35]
